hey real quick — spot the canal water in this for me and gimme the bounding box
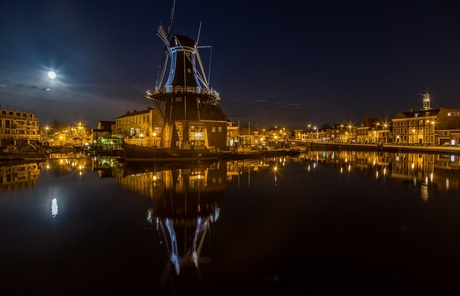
[1,151,460,295]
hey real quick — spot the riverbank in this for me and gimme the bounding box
[304,141,460,154]
[0,152,46,162]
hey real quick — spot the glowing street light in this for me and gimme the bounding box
[152,132,158,147]
[43,125,51,141]
[140,133,144,146]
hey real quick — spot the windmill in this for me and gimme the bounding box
[146,0,227,150]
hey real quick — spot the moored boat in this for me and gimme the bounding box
[122,143,218,162]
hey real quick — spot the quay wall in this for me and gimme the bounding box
[303,142,460,155]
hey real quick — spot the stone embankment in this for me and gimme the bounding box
[305,142,460,154]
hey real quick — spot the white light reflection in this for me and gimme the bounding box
[146,209,153,224]
[421,184,429,202]
[446,178,450,191]
[51,198,58,217]
[376,171,379,179]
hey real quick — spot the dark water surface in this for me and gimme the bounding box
[1,151,460,295]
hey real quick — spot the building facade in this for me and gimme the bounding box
[115,108,164,147]
[391,92,460,146]
[0,108,40,147]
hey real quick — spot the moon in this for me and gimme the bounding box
[48,71,56,79]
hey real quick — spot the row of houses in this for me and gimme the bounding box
[104,91,460,150]
[293,92,460,146]
[2,92,460,150]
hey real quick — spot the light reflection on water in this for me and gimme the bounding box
[1,150,460,295]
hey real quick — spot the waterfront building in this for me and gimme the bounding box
[90,121,122,150]
[356,117,382,144]
[226,120,239,148]
[0,108,40,147]
[238,126,263,148]
[391,92,460,146]
[115,107,163,147]
[325,124,341,142]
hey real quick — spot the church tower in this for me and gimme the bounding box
[421,91,431,110]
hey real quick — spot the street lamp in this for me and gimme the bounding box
[76,122,84,147]
[383,123,388,143]
[43,125,50,141]
[348,125,353,142]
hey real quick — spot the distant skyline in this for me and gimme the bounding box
[1,1,460,129]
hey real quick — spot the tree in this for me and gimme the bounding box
[50,119,69,132]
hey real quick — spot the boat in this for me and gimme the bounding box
[122,143,219,162]
[217,150,262,160]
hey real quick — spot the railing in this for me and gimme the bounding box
[147,86,220,99]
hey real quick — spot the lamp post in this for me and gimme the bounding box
[43,125,50,142]
[153,132,157,147]
[76,122,84,147]
[383,123,388,143]
[340,124,344,143]
[348,125,352,142]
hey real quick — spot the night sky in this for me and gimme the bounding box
[1,0,459,129]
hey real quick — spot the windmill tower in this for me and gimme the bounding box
[146,1,228,150]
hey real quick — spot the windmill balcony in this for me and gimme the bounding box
[148,86,220,99]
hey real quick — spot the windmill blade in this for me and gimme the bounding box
[156,48,169,89]
[154,0,176,89]
[157,23,170,46]
[195,21,202,46]
[167,0,176,37]
[194,47,210,88]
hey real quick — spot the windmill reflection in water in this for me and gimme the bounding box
[124,160,227,285]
